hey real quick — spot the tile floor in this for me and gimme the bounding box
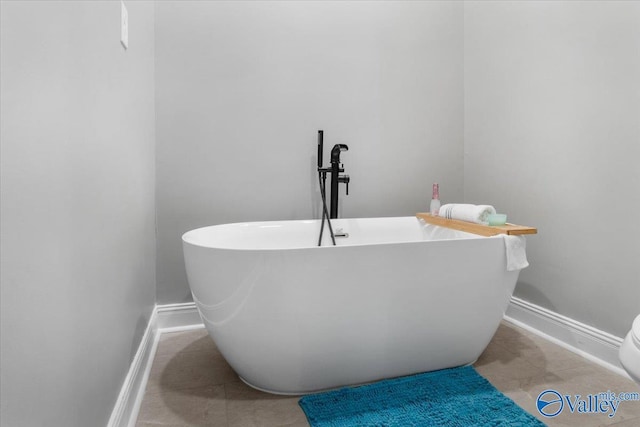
[136,322,640,426]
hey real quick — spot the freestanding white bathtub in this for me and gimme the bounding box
[182,216,523,395]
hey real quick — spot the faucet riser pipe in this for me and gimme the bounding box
[330,162,340,219]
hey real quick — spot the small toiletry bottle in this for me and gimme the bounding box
[430,183,440,215]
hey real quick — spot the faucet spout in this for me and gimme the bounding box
[330,144,349,164]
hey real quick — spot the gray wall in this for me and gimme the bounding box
[0,2,156,426]
[464,1,640,338]
[155,1,465,304]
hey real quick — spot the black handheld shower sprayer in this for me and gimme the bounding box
[317,130,334,246]
[318,130,324,169]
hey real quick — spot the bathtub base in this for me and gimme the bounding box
[238,358,481,396]
[238,376,306,396]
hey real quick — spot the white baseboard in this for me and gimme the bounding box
[107,303,204,427]
[156,302,203,333]
[107,309,159,427]
[505,296,629,379]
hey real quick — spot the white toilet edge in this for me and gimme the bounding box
[633,314,640,348]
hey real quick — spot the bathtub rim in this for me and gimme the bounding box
[181,216,491,252]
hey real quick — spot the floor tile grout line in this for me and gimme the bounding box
[487,339,552,373]
[501,343,621,377]
[611,415,640,426]
[223,381,231,427]
[489,333,611,375]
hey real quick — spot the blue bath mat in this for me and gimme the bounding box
[298,366,545,426]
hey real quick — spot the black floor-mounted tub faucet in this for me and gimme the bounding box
[316,130,350,246]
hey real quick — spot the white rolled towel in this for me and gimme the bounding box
[438,203,496,224]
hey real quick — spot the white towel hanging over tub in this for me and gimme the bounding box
[503,235,529,271]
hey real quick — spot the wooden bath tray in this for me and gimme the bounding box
[416,213,537,237]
